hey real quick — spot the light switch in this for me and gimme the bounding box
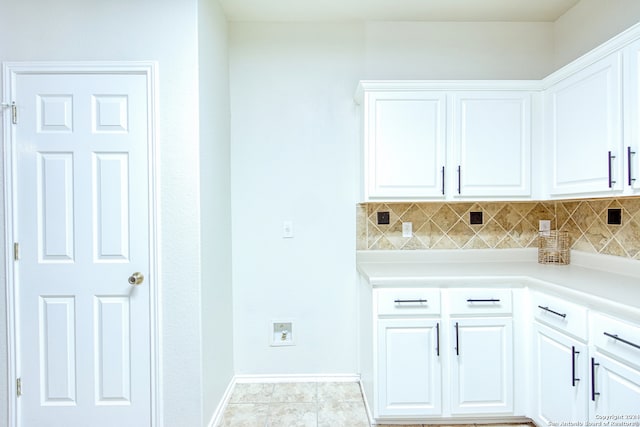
[283,221,294,238]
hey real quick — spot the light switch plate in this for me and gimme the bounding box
[283,221,294,238]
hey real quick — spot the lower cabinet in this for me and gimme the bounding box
[533,323,588,425]
[374,288,515,419]
[589,351,640,417]
[377,318,441,416]
[451,317,513,414]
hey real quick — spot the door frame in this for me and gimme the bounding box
[2,61,161,427]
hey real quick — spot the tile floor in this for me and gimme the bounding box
[218,381,370,427]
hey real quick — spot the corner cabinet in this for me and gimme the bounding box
[544,52,624,197]
[357,82,534,201]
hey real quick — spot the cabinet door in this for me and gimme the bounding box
[533,323,588,426]
[451,92,531,198]
[545,52,623,196]
[450,317,513,414]
[377,318,442,416]
[624,38,640,191]
[364,91,446,199]
[590,352,640,419]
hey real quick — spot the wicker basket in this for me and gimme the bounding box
[538,230,570,265]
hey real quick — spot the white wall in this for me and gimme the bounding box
[364,21,555,79]
[229,23,363,374]
[0,1,211,425]
[228,21,556,376]
[198,0,234,423]
[554,0,640,67]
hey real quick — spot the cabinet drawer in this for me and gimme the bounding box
[532,292,587,341]
[591,313,640,368]
[376,288,441,316]
[448,289,512,315]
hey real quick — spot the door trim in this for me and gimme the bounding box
[2,61,161,427]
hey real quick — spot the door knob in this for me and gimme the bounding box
[128,272,144,286]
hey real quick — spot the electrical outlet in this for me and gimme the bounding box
[402,222,412,237]
[539,220,551,236]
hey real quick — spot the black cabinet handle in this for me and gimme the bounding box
[441,166,445,195]
[467,298,500,303]
[457,165,461,194]
[538,305,567,318]
[609,151,616,188]
[394,299,427,304]
[604,332,640,350]
[591,358,600,401]
[455,322,460,356]
[436,322,440,356]
[572,346,580,387]
[628,146,636,186]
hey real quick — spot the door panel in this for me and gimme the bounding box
[13,70,152,427]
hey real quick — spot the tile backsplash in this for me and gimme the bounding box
[356,197,640,260]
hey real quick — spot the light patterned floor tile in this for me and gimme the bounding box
[218,403,269,427]
[317,401,369,427]
[229,383,275,403]
[317,382,363,402]
[266,402,318,427]
[271,382,317,403]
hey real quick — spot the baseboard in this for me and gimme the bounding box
[233,373,362,383]
[206,373,364,427]
[371,416,534,425]
[206,377,237,427]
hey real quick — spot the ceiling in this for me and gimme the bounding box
[218,0,581,23]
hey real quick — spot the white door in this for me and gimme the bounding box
[450,317,513,414]
[377,318,442,416]
[9,68,154,426]
[533,323,588,425]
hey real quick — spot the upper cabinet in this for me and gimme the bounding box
[362,90,447,199]
[451,92,531,198]
[357,82,534,201]
[544,52,624,197]
[356,23,640,202]
[624,38,640,192]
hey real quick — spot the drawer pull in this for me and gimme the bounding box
[591,358,600,401]
[467,298,500,303]
[604,332,640,350]
[436,322,440,356]
[538,305,567,318]
[394,299,427,304]
[572,346,580,387]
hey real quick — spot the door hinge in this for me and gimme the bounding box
[16,378,22,397]
[14,242,19,261]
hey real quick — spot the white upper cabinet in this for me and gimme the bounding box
[544,52,624,197]
[363,90,447,199]
[624,38,640,192]
[451,92,531,198]
[357,83,534,201]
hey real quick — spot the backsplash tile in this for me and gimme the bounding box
[356,197,640,261]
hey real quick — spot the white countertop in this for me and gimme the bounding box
[357,249,640,320]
